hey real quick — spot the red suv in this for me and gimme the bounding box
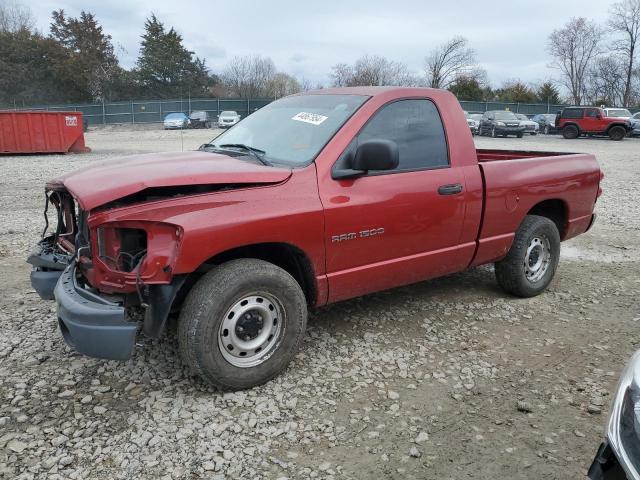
[556,106,630,140]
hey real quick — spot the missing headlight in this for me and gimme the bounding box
[97,227,147,272]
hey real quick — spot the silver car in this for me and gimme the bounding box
[163,112,190,130]
[218,111,241,128]
[515,114,539,135]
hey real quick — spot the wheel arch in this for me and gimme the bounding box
[191,242,318,306]
[562,122,580,133]
[526,199,568,239]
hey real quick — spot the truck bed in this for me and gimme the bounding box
[471,149,601,267]
[476,149,572,162]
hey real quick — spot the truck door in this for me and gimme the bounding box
[583,108,601,133]
[319,99,473,303]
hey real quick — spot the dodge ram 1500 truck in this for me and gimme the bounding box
[28,87,603,390]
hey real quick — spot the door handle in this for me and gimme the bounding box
[438,183,463,195]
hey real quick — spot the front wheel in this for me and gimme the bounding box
[494,215,561,298]
[178,259,307,390]
[609,125,626,141]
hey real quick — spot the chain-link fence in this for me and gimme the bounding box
[7,97,637,125]
[9,98,274,126]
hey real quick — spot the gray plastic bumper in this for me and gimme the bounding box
[54,261,137,361]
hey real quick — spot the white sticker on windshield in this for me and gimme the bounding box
[292,112,328,126]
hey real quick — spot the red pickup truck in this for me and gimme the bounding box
[28,87,602,390]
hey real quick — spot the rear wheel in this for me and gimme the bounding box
[609,125,626,141]
[178,259,307,390]
[495,215,561,298]
[562,125,579,139]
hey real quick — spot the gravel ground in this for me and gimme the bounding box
[0,127,639,479]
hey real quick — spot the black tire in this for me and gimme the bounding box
[531,132,537,136]
[562,124,579,139]
[517,133,524,138]
[494,215,561,298]
[608,125,626,141]
[178,259,307,390]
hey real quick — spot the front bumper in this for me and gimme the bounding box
[589,441,629,480]
[53,261,137,360]
[496,126,526,135]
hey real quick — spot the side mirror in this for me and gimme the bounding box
[596,113,602,119]
[353,139,399,171]
[333,139,399,179]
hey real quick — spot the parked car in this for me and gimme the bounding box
[532,114,559,134]
[189,111,211,129]
[555,107,631,140]
[479,110,526,137]
[163,112,190,130]
[603,108,640,137]
[28,87,602,391]
[515,113,539,135]
[588,350,640,480]
[218,110,241,128]
[464,111,479,135]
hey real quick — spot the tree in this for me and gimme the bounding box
[548,17,602,105]
[265,72,301,98]
[587,56,627,106]
[0,0,34,33]
[50,10,120,101]
[448,75,486,101]
[221,55,276,98]
[608,0,640,106]
[136,14,209,98]
[425,36,476,89]
[330,55,416,87]
[0,29,76,106]
[494,80,538,103]
[536,81,562,104]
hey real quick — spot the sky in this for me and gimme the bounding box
[30,0,612,88]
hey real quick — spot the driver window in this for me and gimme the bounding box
[358,99,449,172]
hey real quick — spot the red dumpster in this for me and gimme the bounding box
[0,111,90,154]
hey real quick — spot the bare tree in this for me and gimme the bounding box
[222,55,276,98]
[587,56,627,106]
[548,17,602,105]
[609,0,640,106]
[264,72,301,98]
[424,36,476,89]
[330,55,417,87]
[0,0,34,32]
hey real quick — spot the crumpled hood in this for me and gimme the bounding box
[47,151,292,210]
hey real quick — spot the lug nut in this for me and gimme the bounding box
[237,326,244,333]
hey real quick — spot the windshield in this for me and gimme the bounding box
[470,114,483,121]
[515,114,528,120]
[220,111,237,116]
[494,111,518,120]
[165,113,185,120]
[209,94,369,166]
[607,109,632,117]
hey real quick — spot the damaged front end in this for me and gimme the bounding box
[28,186,185,361]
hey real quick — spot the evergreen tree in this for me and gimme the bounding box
[50,10,120,101]
[536,81,562,104]
[136,14,209,98]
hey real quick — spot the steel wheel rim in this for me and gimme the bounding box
[524,236,551,283]
[218,293,284,368]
